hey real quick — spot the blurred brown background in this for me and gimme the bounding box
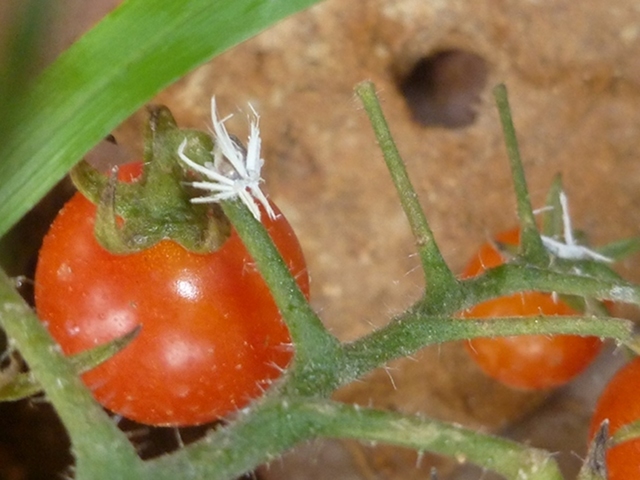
[2,0,640,478]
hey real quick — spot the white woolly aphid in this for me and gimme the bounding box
[177,97,275,221]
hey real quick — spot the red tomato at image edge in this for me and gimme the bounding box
[460,228,603,390]
[34,162,310,426]
[589,356,640,480]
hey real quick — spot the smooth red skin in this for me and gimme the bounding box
[460,228,603,390]
[35,163,309,426]
[589,357,640,480]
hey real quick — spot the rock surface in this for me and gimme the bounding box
[124,1,640,477]
[4,0,640,477]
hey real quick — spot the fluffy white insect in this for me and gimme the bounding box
[177,97,275,221]
[540,191,612,263]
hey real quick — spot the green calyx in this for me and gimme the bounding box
[71,105,230,254]
[0,326,140,402]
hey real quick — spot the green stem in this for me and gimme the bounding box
[355,81,459,298]
[342,310,632,383]
[341,255,638,381]
[151,398,563,480]
[465,263,640,308]
[148,397,317,480]
[493,84,547,262]
[221,199,342,395]
[0,326,139,401]
[314,400,563,480]
[0,270,142,478]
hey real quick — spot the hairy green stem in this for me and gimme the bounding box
[148,397,318,480]
[611,419,640,446]
[340,255,638,381]
[465,263,640,308]
[221,199,343,395]
[355,81,459,298]
[316,400,563,480]
[0,270,142,478]
[151,398,562,480]
[342,310,632,383]
[493,84,547,262]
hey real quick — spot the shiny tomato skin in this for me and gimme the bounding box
[35,163,309,426]
[589,356,640,480]
[460,227,603,390]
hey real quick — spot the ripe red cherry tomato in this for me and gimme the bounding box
[459,227,603,390]
[589,356,640,480]
[35,163,309,426]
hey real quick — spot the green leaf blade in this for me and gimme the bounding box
[0,0,321,238]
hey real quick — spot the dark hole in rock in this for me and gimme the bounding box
[400,49,489,128]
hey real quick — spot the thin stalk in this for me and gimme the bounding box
[493,84,547,262]
[313,400,563,480]
[341,310,632,383]
[0,270,142,479]
[611,419,640,446]
[355,81,458,297]
[148,397,320,480]
[151,397,563,480]
[221,199,342,395]
[464,263,640,308]
[598,236,640,261]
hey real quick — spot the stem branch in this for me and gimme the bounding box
[153,398,563,480]
[0,269,142,479]
[222,199,342,395]
[355,81,458,298]
[342,310,631,383]
[315,400,563,480]
[493,84,547,262]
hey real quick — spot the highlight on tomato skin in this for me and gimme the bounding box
[589,356,640,480]
[459,227,603,391]
[34,162,310,427]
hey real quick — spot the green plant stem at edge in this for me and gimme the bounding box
[222,199,343,396]
[148,398,563,480]
[493,84,548,263]
[0,270,143,479]
[355,81,459,301]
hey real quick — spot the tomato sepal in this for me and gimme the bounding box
[579,420,609,480]
[0,326,139,402]
[71,106,231,254]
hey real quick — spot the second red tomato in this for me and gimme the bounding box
[459,228,603,390]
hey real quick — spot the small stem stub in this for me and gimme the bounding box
[578,421,609,480]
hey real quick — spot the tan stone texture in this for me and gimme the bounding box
[112,1,640,477]
[8,0,640,477]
